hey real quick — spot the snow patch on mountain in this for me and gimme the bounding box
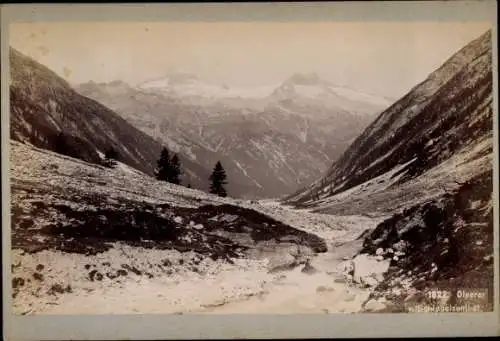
[139,73,279,100]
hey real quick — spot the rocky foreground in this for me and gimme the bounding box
[359,170,494,312]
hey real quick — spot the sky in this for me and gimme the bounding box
[9,21,492,99]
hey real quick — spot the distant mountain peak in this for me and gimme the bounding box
[286,72,324,86]
[139,72,199,89]
[108,79,129,87]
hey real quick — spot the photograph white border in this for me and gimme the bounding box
[2,1,499,339]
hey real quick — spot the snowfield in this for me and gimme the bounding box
[10,141,389,315]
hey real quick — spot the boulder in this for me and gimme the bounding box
[351,253,390,287]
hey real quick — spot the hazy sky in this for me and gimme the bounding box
[9,21,491,98]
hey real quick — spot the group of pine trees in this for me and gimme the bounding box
[97,144,228,197]
[154,147,228,197]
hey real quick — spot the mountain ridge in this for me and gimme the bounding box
[285,30,493,208]
[9,47,212,189]
[77,72,388,198]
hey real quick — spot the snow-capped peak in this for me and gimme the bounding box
[137,73,278,100]
[138,72,200,90]
[285,72,324,86]
[268,73,391,113]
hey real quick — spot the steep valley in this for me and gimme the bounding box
[8,29,495,315]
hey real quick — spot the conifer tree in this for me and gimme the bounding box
[54,132,70,156]
[169,153,182,185]
[155,147,171,182]
[209,161,228,197]
[53,132,80,159]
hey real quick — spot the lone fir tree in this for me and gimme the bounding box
[209,161,228,197]
[169,153,182,185]
[155,147,171,182]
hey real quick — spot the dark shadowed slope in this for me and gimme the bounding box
[285,30,492,209]
[359,170,493,312]
[9,47,211,188]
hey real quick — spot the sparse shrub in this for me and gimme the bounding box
[88,269,103,281]
[116,269,128,277]
[12,277,25,288]
[106,272,118,279]
[36,264,44,271]
[103,147,119,168]
[19,218,34,229]
[48,283,72,295]
[33,272,44,281]
[121,264,141,275]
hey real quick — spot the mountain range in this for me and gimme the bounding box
[77,72,391,198]
[9,48,215,189]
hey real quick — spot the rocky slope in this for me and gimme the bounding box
[9,48,211,189]
[359,170,493,312]
[77,73,390,198]
[284,30,494,311]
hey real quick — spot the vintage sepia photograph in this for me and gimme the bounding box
[2,1,499,339]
